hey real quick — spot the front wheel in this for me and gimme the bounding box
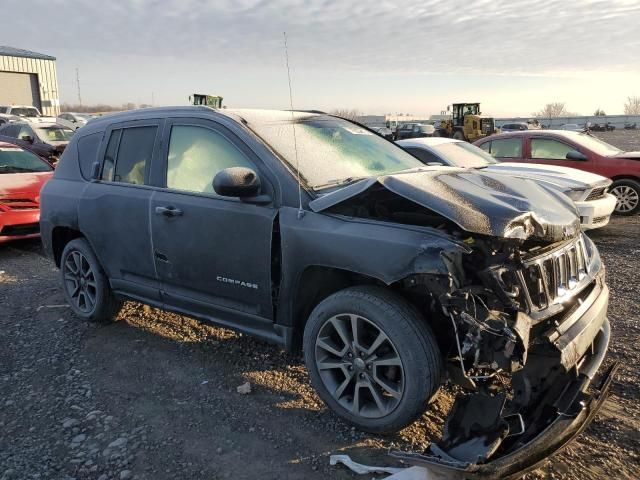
[303,286,442,434]
[610,179,640,215]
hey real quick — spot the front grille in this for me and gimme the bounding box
[0,223,40,236]
[0,198,39,210]
[481,118,494,135]
[520,236,591,311]
[585,188,606,201]
[494,236,595,322]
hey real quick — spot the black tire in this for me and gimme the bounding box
[60,238,122,323]
[610,179,640,215]
[303,286,442,434]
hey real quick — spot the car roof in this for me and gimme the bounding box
[396,137,461,148]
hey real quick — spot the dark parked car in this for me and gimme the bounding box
[500,122,529,132]
[395,123,435,140]
[0,121,74,164]
[475,130,640,214]
[41,107,614,478]
[369,126,394,140]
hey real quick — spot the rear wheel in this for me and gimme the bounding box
[303,286,442,434]
[610,179,640,215]
[60,238,122,323]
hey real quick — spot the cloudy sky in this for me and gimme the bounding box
[4,0,640,116]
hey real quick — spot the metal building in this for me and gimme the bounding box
[0,46,60,116]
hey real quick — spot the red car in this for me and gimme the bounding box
[0,141,54,243]
[474,130,640,215]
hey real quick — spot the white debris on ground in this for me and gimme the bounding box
[236,381,252,394]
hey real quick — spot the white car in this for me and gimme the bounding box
[0,105,56,123]
[397,137,617,230]
[57,112,95,130]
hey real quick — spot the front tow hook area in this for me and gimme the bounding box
[390,361,619,480]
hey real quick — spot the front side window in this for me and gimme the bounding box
[531,138,575,160]
[405,147,443,165]
[166,125,255,194]
[101,126,157,184]
[488,138,522,158]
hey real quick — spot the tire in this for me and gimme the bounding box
[452,130,466,141]
[60,238,122,323]
[610,179,640,215]
[303,286,442,434]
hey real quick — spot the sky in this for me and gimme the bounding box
[3,0,640,117]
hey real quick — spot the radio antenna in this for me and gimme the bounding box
[283,31,304,219]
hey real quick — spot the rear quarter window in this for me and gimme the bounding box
[77,132,103,180]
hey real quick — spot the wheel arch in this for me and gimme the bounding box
[51,226,84,267]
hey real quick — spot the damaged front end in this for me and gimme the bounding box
[393,232,615,479]
[309,169,615,478]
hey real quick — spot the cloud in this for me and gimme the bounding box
[6,0,640,76]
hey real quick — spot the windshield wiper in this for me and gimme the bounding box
[311,176,369,191]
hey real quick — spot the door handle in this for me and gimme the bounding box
[155,206,183,217]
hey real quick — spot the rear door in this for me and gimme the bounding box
[78,119,163,301]
[149,118,277,322]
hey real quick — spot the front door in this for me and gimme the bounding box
[526,137,594,172]
[150,118,276,323]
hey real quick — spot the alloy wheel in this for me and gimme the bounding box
[610,185,639,213]
[314,313,405,418]
[63,251,97,313]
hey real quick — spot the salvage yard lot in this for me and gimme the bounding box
[1,131,639,480]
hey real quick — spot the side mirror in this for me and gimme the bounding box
[566,150,587,161]
[21,135,34,144]
[213,167,261,198]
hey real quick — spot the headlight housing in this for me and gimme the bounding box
[565,188,586,201]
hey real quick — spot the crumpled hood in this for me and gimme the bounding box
[309,169,582,242]
[484,162,611,190]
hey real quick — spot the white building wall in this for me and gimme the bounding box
[0,54,60,116]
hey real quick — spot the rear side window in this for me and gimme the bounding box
[166,125,255,195]
[77,132,102,180]
[531,138,575,160]
[405,147,443,165]
[488,138,522,158]
[101,126,157,184]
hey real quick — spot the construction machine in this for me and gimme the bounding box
[434,103,495,142]
[190,94,223,109]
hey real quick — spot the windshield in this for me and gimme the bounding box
[35,126,74,142]
[430,142,499,168]
[240,111,424,189]
[11,107,40,117]
[0,148,52,173]
[571,132,622,155]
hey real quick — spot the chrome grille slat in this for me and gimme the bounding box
[516,236,592,313]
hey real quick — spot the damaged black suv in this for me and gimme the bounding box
[41,107,615,478]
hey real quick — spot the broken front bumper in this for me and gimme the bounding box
[392,280,616,479]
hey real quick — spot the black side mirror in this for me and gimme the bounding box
[213,167,261,198]
[21,135,34,143]
[566,150,587,161]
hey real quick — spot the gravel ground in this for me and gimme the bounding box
[0,131,638,480]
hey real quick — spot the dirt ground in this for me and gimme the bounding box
[0,131,639,480]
